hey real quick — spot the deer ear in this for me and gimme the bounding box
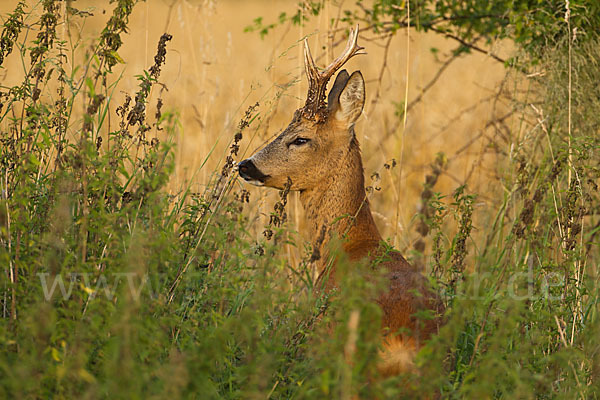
[333,71,365,126]
[327,70,350,110]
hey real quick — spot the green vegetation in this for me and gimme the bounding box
[0,0,598,398]
[247,0,600,66]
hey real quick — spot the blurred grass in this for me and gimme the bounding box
[0,0,511,248]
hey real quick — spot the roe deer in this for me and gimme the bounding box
[238,26,443,375]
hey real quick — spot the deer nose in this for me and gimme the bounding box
[238,159,269,183]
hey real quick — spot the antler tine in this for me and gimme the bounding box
[301,25,364,120]
[303,37,319,84]
[319,25,364,82]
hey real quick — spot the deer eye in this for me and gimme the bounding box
[290,137,310,146]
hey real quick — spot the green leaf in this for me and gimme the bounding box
[85,77,95,97]
[111,50,125,64]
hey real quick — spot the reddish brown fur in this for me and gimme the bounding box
[238,28,443,375]
[304,133,443,375]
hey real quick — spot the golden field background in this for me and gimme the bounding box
[1,0,517,251]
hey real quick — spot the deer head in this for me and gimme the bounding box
[238,26,366,191]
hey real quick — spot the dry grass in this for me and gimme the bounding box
[0,0,512,250]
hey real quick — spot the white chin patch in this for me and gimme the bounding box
[246,179,265,187]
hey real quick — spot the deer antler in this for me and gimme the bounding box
[302,25,365,121]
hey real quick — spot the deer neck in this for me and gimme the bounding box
[299,137,382,265]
